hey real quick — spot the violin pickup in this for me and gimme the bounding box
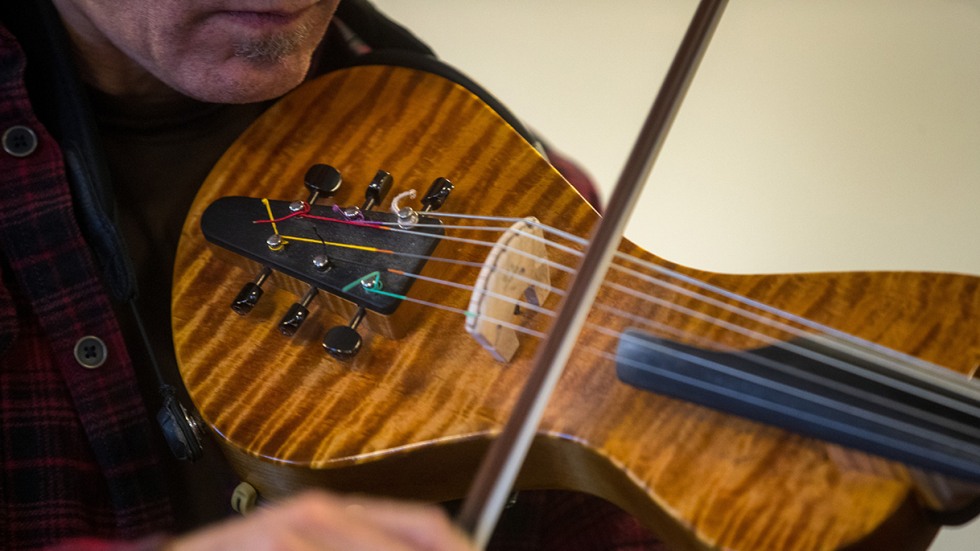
[615,328,980,484]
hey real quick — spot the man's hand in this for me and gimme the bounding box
[167,491,476,551]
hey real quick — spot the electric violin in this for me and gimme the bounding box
[171,4,980,550]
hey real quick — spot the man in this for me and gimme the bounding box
[0,1,657,549]
[53,1,338,104]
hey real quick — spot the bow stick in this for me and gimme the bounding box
[456,0,731,547]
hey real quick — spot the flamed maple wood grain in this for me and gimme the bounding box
[172,65,979,550]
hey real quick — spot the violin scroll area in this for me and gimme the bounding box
[199,165,450,357]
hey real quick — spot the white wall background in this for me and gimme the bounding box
[371,1,980,548]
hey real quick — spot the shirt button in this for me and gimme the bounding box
[3,125,38,158]
[74,336,108,369]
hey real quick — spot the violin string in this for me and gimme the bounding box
[601,268,980,417]
[402,228,577,276]
[332,223,980,422]
[370,209,956,370]
[342,219,581,276]
[587,308,980,441]
[267,204,980,439]
[358,263,980,445]
[418,213,952,393]
[276,220,576,278]
[327,246,568,299]
[304,206,980,406]
[383,292,549,340]
[590,303,730,350]
[601,348,980,471]
[609,249,977,391]
[386,268,557,318]
[407,211,953,375]
[343,257,980,447]
[598,330,980,459]
[351,277,980,461]
[358,209,943,387]
[431,214,963,393]
[280,208,785,348]
[251,207,969,470]
[375,218,587,259]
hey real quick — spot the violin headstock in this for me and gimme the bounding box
[200,195,444,315]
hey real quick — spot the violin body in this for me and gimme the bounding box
[172,65,979,550]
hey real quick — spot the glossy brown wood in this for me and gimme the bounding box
[172,65,980,550]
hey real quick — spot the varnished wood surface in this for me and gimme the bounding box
[172,65,980,550]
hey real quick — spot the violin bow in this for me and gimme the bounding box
[456,0,731,547]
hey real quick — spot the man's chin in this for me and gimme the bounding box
[172,60,310,104]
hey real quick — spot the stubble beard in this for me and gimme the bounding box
[232,21,316,64]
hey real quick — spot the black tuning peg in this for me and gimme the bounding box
[323,306,365,360]
[278,287,318,337]
[362,170,393,211]
[421,177,454,212]
[304,164,342,204]
[231,267,271,315]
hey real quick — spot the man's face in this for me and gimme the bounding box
[52,0,340,103]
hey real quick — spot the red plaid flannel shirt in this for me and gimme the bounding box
[0,26,172,550]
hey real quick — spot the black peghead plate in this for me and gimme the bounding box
[202,196,444,315]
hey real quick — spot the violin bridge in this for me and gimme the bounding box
[465,217,550,363]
